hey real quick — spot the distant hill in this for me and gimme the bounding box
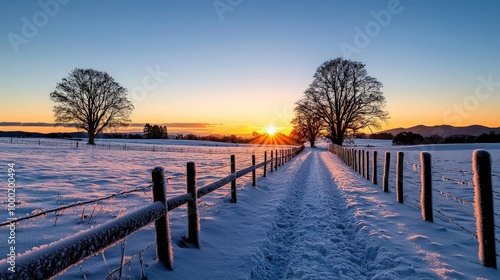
[380,125,500,137]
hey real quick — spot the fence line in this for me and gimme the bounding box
[0,145,304,279]
[330,144,497,269]
[0,137,289,155]
[0,161,262,227]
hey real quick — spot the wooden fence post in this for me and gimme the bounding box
[372,151,377,185]
[186,162,200,248]
[351,149,354,168]
[270,151,274,173]
[354,149,357,171]
[275,149,278,171]
[231,155,237,203]
[396,152,404,203]
[252,154,256,187]
[472,150,497,268]
[263,151,267,177]
[358,150,362,174]
[151,167,173,270]
[420,152,433,222]
[383,152,390,192]
[362,150,365,177]
[366,151,370,180]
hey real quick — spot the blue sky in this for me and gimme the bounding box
[1,0,499,135]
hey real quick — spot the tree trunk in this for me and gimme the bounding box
[310,138,316,148]
[335,138,343,146]
[88,129,96,145]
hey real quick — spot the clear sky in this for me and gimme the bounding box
[1,0,499,136]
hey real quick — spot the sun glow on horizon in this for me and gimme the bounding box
[266,126,277,135]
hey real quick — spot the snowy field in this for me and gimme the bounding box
[0,138,499,279]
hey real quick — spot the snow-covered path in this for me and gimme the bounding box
[249,150,437,279]
[250,150,379,279]
[158,148,442,280]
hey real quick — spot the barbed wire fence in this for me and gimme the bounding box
[330,144,500,262]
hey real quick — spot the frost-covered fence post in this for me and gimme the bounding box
[274,150,279,171]
[263,151,267,177]
[352,149,356,170]
[187,162,200,248]
[252,154,256,187]
[372,151,377,185]
[231,155,237,203]
[366,151,370,180]
[383,152,390,192]
[151,166,173,270]
[355,149,359,172]
[349,148,356,169]
[358,150,362,174]
[362,150,365,177]
[352,149,356,171]
[396,152,404,203]
[270,151,274,173]
[354,149,357,171]
[472,150,497,268]
[420,152,433,222]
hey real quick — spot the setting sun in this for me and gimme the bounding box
[266,126,277,135]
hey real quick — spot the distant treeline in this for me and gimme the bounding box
[361,131,500,145]
[2,131,255,144]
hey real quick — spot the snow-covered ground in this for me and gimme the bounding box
[1,139,499,279]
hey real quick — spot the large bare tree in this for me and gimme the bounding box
[301,58,389,145]
[50,68,134,144]
[291,98,323,147]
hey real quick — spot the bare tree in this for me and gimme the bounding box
[50,68,134,144]
[291,98,323,147]
[302,58,389,145]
